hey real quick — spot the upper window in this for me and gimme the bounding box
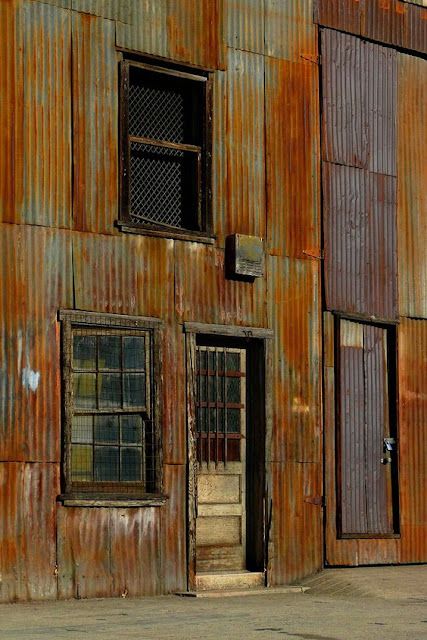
[60,311,163,501]
[119,60,211,238]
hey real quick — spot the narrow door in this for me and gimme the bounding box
[195,346,247,572]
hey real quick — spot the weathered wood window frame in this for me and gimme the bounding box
[118,58,213,243]
[59,310,165,507]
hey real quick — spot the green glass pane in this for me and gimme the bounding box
[226,377,241,403]
[98,374,121,408]
[123,337,145,370]
[121,415,143,444]
[94,414,119,443]
[208,350,216,373]
[199,349,207,371]
[71,445,93,481]
[226,352,240,372]
[73,335,96,370]
[209,408,217,432]
[121,448,142,481]
[217,407,225,432]
[94,446,119,481]
[98,336,121,370]
[226,408,241,433]
[71,415,93,443]
[217,350,225,372]
[197,407,207,433]
[123,374,146,408]
[73,373,97,409]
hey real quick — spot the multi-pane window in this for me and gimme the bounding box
[120,60,211,235]
[195,346,246,464]
[60,312,161,497]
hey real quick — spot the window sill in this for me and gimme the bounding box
[58,494,168,508]
[116,221,215,245]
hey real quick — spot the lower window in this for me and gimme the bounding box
[60,311,162,498]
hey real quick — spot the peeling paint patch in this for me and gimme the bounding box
[22,367,40,392]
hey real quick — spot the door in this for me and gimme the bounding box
[195,346,247,572]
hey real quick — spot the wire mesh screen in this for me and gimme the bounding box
[70,330,156,493]
[129,79,185,143]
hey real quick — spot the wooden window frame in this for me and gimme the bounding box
[118,58,213,243]
[58,310,165,507]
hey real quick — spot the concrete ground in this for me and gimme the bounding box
[0,566,426,640]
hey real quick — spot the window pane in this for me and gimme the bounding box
[73,336,96,370]
[94,415,119,443]
[98,374,121,408]
[71,445,93,481]
[73,373,97,409]
[123,373,146,408]
[197,407,207,433]
[94,447,119,481]
[121,415,143,444]
[209,408,217,433]
[121,448,142,481]
[72,416,93,443]
[226,377,241,403]
[123,336,145,370]
[226,352,240,372]
[226,408,241,433]
[98,336,121,370]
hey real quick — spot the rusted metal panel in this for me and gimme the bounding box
[363,0,405,47]
[161,464,187,593]
[167,0,223,69]
[268,256,321,464]
[0,224,73,462]
[265,0,317,62]
[314,0,363,35]
[405,2,427,53]
[266,58,320,259]
[72,233,174,320]
[72,0,132,22]
[270,461,322,585]
[323,163,397,319]
[398,319,427,563]
[115,0,168,58]
[321,29,397,176]
[212,70,227,246]
[162,324,186,465]
[174,244,267,328]
[216,48,265,246]
[0,463,59,602]
[224,0,265,54]
[72,13,118,234]
[397,53,427,319]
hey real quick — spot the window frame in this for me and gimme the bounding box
[59,310,165,506]
[118,58,213,243]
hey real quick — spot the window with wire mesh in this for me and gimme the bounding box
[67,327,157,494]
[120,60,208,233]
[195,347,246,465]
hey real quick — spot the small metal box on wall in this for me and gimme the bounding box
[225,234,265,280]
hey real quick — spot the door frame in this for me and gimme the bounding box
[184,322,273,592]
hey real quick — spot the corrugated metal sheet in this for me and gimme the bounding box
[218,48,265,245]
[398,319,427,563]
[72,0,132,22]
[266,58,320,259]
[0,463,59,602]
[363,0,405,48]
[115,0,168,58]
[0,224,73,462]
[161,464,187,593]
[321,29,397,176]
[167,0,223,69]
[212,70,227,246]
[314,0,362,35]
[265,0,317,62]
[72,13,118,234]
[397,53,427,319]
[174,244,267,327]
[268,256,321,463]
[162,323,186,465]
[72,232,174,320]
[224,0,265,54]
[323,163,397,319]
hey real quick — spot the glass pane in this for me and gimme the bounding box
[226,351,240,372]
[226,377,241,403]
[208,350,216,373]
[123,337,145,370]
[71,415,93,443]
[197,407,207,433]
[121,448,142,481]
[208,375,217,403]
[73,373,97,409]
[94,446,119,481]
[198,373,207,402]
[123,373,146,408]
[98,374,121,408]
[217,407,225,432]
[94,414,119,443]
[71,445,93,481]
[227,439,240,462]
[121,415,143,444]
[209,408,217,432]
[73,335,96,370]
[98,336,121,370]
[199,349,207,372]
[226,408,241,433]
[217,350,225,372]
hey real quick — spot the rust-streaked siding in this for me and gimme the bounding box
[265,0,317,62]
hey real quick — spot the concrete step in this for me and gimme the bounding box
[196,571,265,592]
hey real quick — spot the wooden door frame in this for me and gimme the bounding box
[184,322,273,592]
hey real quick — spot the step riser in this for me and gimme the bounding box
[196,572,264,592]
